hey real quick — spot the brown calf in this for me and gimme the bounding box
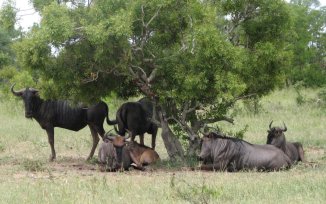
[105,131,160,171]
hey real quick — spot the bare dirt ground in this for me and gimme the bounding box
[1,146,323,182]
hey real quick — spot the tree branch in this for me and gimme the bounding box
[148,68,157,83]
[81,69,116,84]
[201,116,234,125]
[146,6,161,28]
[130,65,148,82]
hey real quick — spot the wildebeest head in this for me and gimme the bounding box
[104,130,130,169]
[11,84,39,118]
[199,132,218,161]
[266,121,287,148]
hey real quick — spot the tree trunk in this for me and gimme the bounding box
[157,108,184,160]
[187,120,202,157]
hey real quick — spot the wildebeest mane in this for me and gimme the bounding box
[208,132,253,145]
[206,132,251,165]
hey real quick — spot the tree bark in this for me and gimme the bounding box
[157,107,184,160]
[186,120,203,157]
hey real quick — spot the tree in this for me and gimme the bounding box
[287,0,326,86]
[0,1,16,70]
[13,0,292,159]
[0,1,29,94]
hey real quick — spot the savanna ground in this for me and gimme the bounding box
[0,88,325,204]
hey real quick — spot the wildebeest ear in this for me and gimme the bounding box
[29,88,39,96]
[33,91,39,97]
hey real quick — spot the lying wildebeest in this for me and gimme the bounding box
[105,132,160,171]
[114,98,158,149]
[98,136,118,171]
[266,121,305,163]
[11,84,116,161]
[198,132,291,171]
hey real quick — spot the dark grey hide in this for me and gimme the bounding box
[98,138,118,171]
[11,84,116,161]
[267,121,305,163]
[114,98,158,149]
[199,132,291,171]
[103,133,132,171]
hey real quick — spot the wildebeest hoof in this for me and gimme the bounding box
[49,156,56,162]
[131,163,145,171]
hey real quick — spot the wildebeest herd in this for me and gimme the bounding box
[11,84,305,172]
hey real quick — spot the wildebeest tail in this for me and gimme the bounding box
[104,103,117,125]
[115,107,126,136]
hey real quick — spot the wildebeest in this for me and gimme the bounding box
[105,132,160,171]
[98,136,118,171]
[114,98,158,149]
[198,132,291,171]
[266,121,305,163]
[11,84,116,161]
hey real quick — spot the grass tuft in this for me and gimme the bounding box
[21,159,46,172]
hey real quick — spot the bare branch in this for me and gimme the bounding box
[234,93,257,101]
[128,66,138,78]
[130,65,148,82]
[148,68,157,83]
[180,101,201,123]
[167,116,181,125]
[201,116,234,125]
[146,6,161,28]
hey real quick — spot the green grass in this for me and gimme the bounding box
[0,88,325,203]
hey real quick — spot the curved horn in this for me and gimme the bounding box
[269,120,273,130]
[11,83,24,97]
[283,122,287,132]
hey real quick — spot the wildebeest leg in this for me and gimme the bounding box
[95,125,105,140]
[46,127,56,161]
[139,134,144,145]
[151,128,157,150]
[129,152,144,170]
[87,125,100,160]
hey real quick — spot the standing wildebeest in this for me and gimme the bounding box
[198,132,291,171]
[105,132,160,171]
[11,84,116,161]
[266,121,305,163]
[114,98,158,149]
